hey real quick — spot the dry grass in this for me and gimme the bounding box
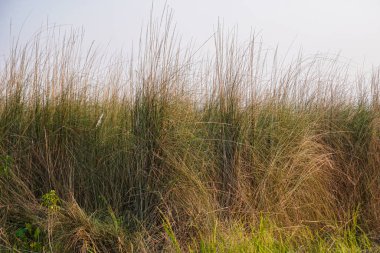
[0,8,380,252]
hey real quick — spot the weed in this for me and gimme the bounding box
[41,190,61,212]
[14,223,43,252]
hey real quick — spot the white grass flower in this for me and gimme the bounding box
[95,113,104,128]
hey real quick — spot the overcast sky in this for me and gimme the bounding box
[1,0,380,72]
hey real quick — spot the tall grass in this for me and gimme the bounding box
[0,9,380,252]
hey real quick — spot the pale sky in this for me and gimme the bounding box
[1,0,380,72]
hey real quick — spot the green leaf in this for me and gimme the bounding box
[15,227,27,239]
[25,223,33,234]
[34,227,41,240]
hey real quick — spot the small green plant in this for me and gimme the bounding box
[41,190,61,212]
[0,155,12,177]
[15,223,43,252]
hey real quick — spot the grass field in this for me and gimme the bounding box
[1,13,380,252]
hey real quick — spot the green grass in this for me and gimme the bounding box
[1,12,380,252]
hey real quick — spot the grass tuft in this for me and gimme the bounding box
[1,8,380,252]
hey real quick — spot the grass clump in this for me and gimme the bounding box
[1,9,380,252]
